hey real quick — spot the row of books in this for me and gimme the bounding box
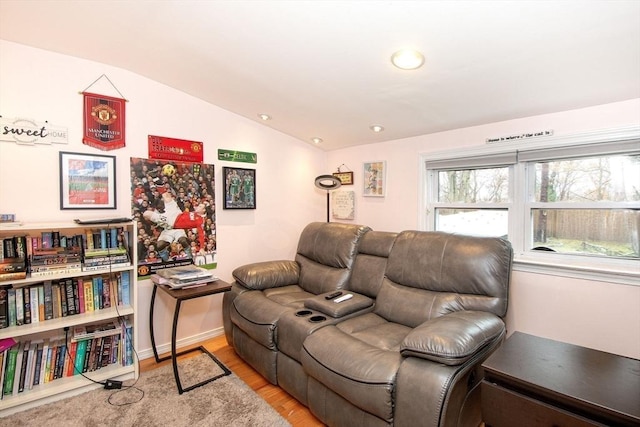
[0,271,131,329]
[0,227,132,282]
[0,319,133,398]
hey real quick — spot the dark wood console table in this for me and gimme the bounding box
[482,332,640,427]
[149,279,232,394]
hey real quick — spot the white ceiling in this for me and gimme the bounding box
[1,1,639,151]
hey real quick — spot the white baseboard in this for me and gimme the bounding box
[137,327,226,361]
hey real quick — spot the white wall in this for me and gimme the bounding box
[327,99,640,359]
[3,39,639,361]
[0,40,327,357]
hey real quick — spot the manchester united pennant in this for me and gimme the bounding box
[82,92,126,150]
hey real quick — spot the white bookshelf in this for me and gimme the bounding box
[0,221,138,415]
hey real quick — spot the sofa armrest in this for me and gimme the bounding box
[304,292,374,318]
[232,260,300,290]
[400,311,505,366]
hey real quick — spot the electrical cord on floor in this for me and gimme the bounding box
[63,326,144,406]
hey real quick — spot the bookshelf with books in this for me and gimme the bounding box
[0,221,137,415]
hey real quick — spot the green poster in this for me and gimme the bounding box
[218,149,257,164]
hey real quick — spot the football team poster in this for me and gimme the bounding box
[130,158,216,276]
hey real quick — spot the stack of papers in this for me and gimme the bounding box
[152,265,218,289]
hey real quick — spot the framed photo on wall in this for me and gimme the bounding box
[224,167,256,209]
[363,161,386,197]
[59,151,116,209]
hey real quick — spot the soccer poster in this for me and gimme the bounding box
[130,158,216,276]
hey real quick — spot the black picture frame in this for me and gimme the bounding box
[223,167,256,209]
[59,151,117,209]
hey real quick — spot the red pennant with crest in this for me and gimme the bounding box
[82,92,126,150]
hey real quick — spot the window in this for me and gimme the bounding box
[422,128,640,282]
[528,154,639,258]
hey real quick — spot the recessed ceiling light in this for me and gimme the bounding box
[258,113,272,121]
[370,125,384,133]
[311,137,323,144]
[391,49,425,70]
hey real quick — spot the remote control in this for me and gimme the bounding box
[325,291,343,300]
[334,293,353,303]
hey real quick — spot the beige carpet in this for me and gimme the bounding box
[0,354,291,427]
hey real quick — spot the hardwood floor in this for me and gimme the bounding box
[139,334,324,426]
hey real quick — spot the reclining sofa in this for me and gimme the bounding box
[222,222,513,427]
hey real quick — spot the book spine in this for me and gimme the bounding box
[84,280,94,312]
[3,343,19,395]
[0,287,8,328]
[29,286,39,323]
[7,288,16,326]
[39,340,49,385]
[37,285,45,322]
[22,287,31,324]
[82,338,93,373]
[18,342,29,393]
[15,287,24,325]
[102,277,111,309]
[43,280,54,320]
[121,271,130,306]
[30,267,82,277]
[74,340,88,376]
[100,229,107,250]
[76,278,85,314]
[32,343,43,387]
[64,341,77,377]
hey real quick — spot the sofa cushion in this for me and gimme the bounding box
[400,311,505,365]
[374,279,464,327]
[301,324,404,422]
[348,231,397,297]
[385,231,512,317]
[296,222,370,269]
[295,222,371,294]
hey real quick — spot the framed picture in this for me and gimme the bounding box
[224,167,256,209]
[333,171,354,185]
[363,161,386,197]
[59,151,116,209]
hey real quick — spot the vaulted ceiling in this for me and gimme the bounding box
[1,1,639,151]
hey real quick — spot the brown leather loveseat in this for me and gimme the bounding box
[222,222,513,426]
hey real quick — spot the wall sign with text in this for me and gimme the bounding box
[0,116,68,145]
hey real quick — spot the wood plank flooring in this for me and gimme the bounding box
[139,334,324,426]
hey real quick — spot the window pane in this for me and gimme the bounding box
[532,209,639,258]
[534,154,640,203]
[436,208,508,238]
[438,167,509,203]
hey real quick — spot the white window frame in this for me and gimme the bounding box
[419,126,640,286]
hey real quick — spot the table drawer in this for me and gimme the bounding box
[481,381,605,427]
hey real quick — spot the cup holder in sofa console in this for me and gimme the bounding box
[295,310,313,317]
[309,315,327,323]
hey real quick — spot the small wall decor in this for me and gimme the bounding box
[333,163,354,185]
[81,74,127,151]
[59,151,116,209]
[148,135,203,163]
[332,191,355,220]
[363,161,386,197]
[224,167,256,209]
[218,149,257,164]
[0,116,68,145]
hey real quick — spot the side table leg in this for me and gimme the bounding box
[149,284,161,363]
[172,299,183,394]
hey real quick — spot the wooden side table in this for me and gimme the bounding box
[482,332,640,427]
[149,279,232,394]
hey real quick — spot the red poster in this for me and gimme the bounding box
[82,92,126,150]
[148,135,204,163]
